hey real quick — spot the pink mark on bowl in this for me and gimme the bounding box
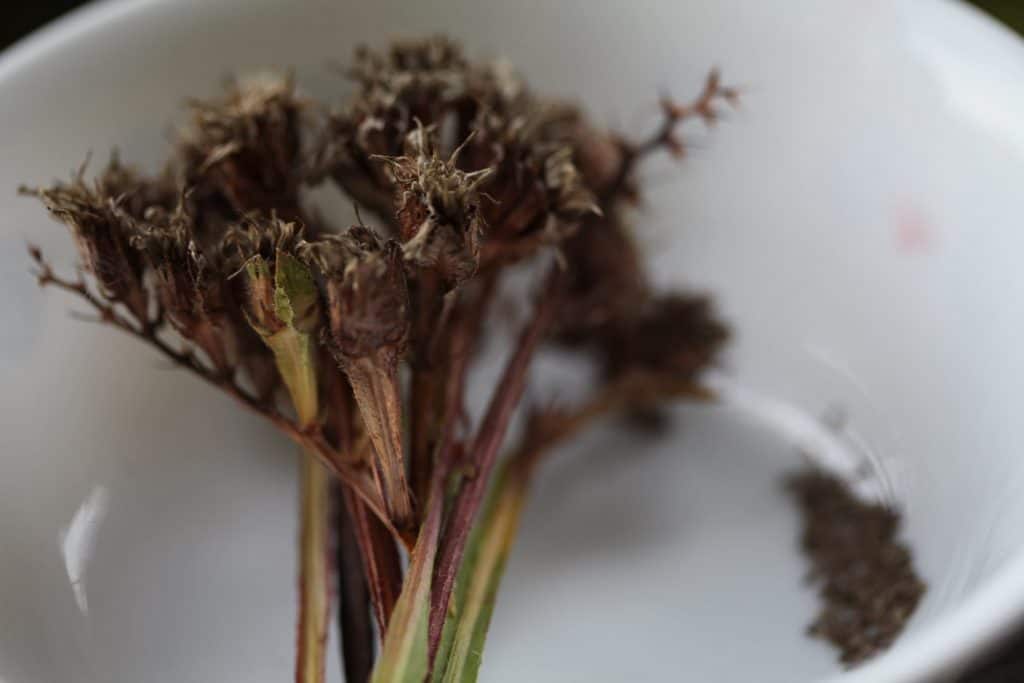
[894,201,936,254]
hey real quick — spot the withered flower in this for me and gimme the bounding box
[305,226,416,530]
[228,217,322,425]
[21,156,171,322]
[378,127,492,288]
[313,37,471,221]
[554,213,648,343]
[179,73,306,219]
[129,200,235,373]
[468,97,600,261]
[599,293,729,384]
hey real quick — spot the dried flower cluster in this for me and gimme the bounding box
[26,37,735,683]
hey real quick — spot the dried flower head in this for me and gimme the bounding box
[314,38,473,222]
[307,225,416,529]
[554,214,648,342]
[20,156,173,322]
[306,226,410,360]
[128,200,236,371]
[468,98,600,260]
[180,73,306,217]
[377,127,492,287]
[599,293,729,383]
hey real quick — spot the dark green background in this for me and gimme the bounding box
[0,0,1020,680]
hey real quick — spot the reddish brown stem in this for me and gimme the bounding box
[409,271,445,508]
[326,362,404,637]
[428,267,563,662]
[603,69,738,200]
[343,490,404,635]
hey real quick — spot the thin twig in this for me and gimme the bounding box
[603,69,738,200]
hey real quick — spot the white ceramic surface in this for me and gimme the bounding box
[2,1,1024,681]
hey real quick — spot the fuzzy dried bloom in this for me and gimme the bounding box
[128,201,235,371]
[348,36,467,99]
[468,97,600,259]
[306,226,410,360]
[20,157,173,322]
[599,293,729,383]
[554,214,648,342]
[313,38,473,221]
[179,73,306,217]
[378,127,492,288]
[305,225,416,530]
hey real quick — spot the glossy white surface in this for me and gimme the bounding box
[2,1,1024,681]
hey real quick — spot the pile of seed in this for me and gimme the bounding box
[788,469,926,665]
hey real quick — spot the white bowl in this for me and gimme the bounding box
[2,1,1024,681]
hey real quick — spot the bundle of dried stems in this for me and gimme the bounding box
[24,37,736,683]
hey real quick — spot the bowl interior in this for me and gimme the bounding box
[3,1,1024,681]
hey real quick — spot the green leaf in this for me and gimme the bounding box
[274,250,319,333]
[434,462,530,683]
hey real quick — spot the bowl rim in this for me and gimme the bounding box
[3,1,1023,681]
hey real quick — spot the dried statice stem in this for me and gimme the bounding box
[325,362,403,635]
[603,69,738,201]
[342,487,403,634]
[296,453,331,683]
[428,267,563,661]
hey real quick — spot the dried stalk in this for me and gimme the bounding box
[428,267,563,661]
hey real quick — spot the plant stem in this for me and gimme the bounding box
[343,488,404,634]
[296,451,331,683]
[335,482,375,683]
[428,267,562,662]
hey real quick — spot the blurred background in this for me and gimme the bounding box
[1,0,1022,681]
[2,1,1022,53]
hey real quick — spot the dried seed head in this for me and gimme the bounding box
[310,226,411,361]
[130,201,238,371]
[378,127,492,288]
[349,36,467,95]
[21,156,171,321]
[469,100,600,258]
[179,73,306,217]
[600,294,729,382]
[554,214,648,342]
[315,37,469,180]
